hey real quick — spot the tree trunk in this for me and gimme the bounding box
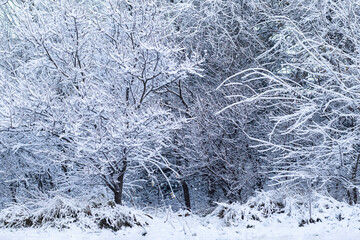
[350,153,360,205]
[307,180,312,221]
[353,187,358,205]
[114,172,125,205]
[181,180,191,211]
[113,85,130,205]
[114,189,122,205]
[9,183,17,203]
[114,153,127,205]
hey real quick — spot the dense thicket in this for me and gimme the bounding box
[0,0,359,210]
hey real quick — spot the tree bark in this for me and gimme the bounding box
[114,151,128,205]
[9,182,17,203]
[114,172,126,205]
[114,170,126,205]
[113,86,130,205]
[114,188,122,205]
[181,180,191,211]
[350,153,360,205]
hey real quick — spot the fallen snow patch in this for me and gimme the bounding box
[211,191,360,229]
[1,194,360,239]
[0,196,150,230]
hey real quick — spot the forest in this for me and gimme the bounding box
[0,0,360,239]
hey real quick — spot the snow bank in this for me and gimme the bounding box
[211,191,360,228]
[0,196,150,230]
[1,193,360,239]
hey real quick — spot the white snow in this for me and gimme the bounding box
[1,193,360,240]
[0,213,359,240]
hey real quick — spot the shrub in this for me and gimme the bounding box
[0,197,150,230]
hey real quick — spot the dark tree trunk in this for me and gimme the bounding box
[114,152,128,205]
[9,183,17,203]
[113,87,130,205]
[114,189,122,205]
[208,179,216,206]
[115,170,126,205]
[353,187,358,204]
[349,153,360,205]
[181,180,191,211]
[347,189,352,205]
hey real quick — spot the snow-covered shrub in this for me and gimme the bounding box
[210,191,287,226]
[211,190,360,227]
[310,195,360,223]
[0,197,150,230]
[0,204,32,228]
[92,204,150,231]
[0,197,80,228]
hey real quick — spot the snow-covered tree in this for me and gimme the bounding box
[0,0,200,205]
[219,0,360,203]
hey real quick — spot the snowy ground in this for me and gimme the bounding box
[1,193,360,240]
[0,214,359,240]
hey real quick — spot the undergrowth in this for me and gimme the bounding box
[0,196,150,231]
[211,190,360,227]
